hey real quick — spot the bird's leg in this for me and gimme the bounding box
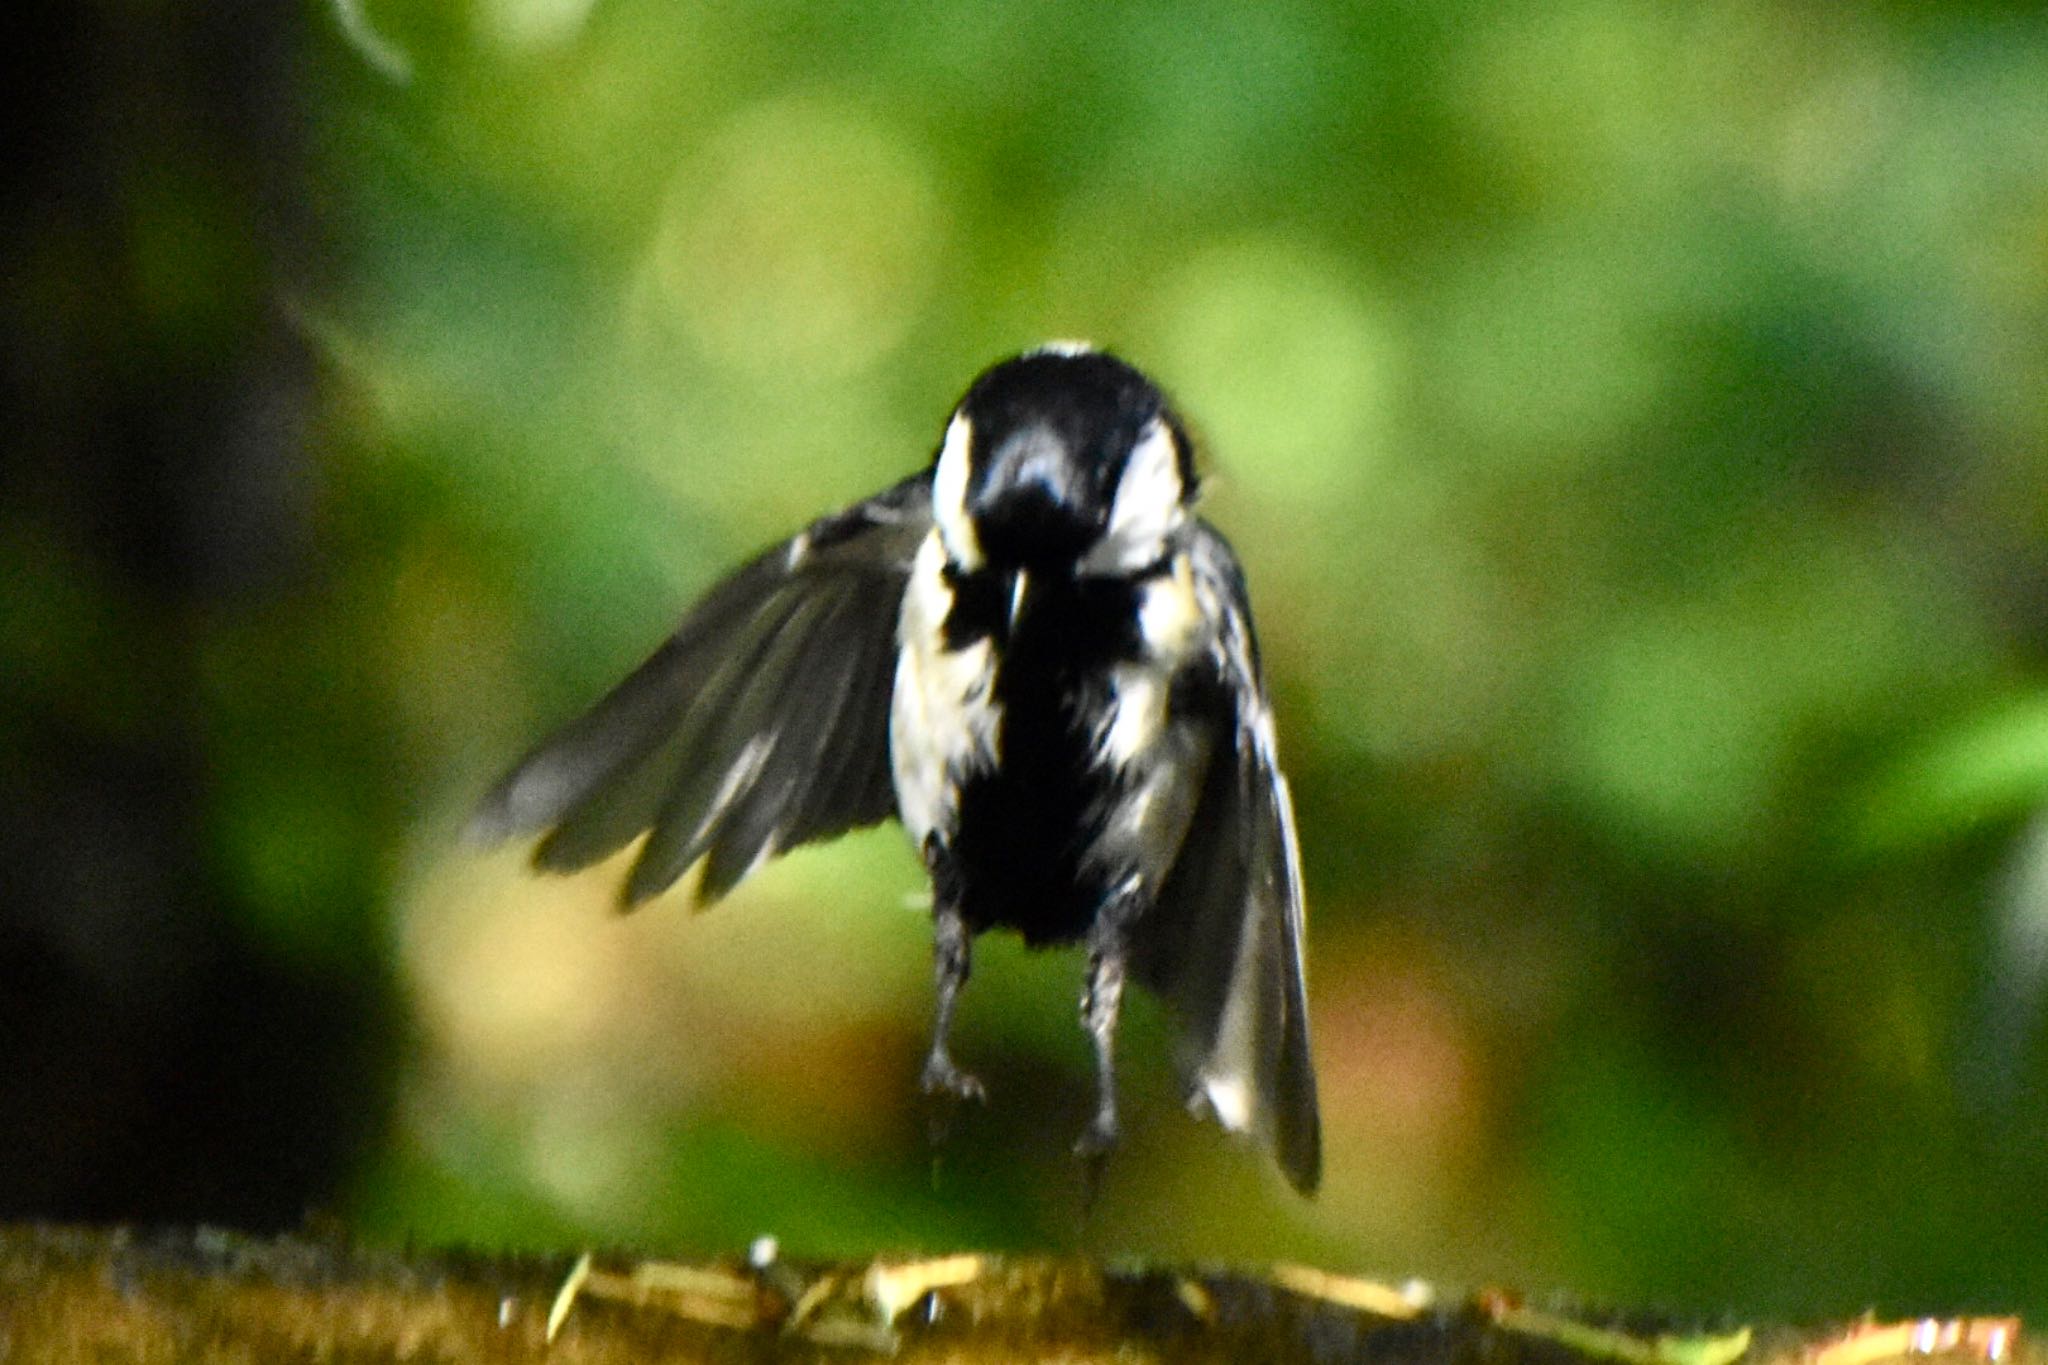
[1076,947,1127,1163]
[1075,888,1138,1177]
[1075,880,1145,1195]
[920,889,985,1103]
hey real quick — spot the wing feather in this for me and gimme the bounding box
[790,642,887,839]
[691,577,893,901]
[624,588,834,903]
[530,584,809,877]
[1133,521,1321,1194]
[470,473,931,907]
[468,550,811,844]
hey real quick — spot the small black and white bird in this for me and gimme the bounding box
[471,344,1321,1194]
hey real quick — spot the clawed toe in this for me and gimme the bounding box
[920,1054,986,1104]
[1073,1113,1118,1160]
[1073,1113,1119,1210]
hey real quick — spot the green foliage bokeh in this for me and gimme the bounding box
[61,0,2048,1321]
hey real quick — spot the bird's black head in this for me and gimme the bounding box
[933,345,1197,575]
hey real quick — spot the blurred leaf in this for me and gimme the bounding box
[1843,694,2048,858]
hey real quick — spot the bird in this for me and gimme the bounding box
[470,343,1321,1194]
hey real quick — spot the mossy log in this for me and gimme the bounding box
[0,1223,2028,1365]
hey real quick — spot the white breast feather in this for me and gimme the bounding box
[1092,558,1202,767]
[1139,554,1202,654]
[891,532,999,848]
[1100,665,1167,767]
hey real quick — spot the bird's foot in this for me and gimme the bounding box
[919,1051,986,1104]
[1073,1110,1119,1161]
[1073,1111,1119,1212]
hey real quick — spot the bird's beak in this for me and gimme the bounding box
[1006,569,1032,634]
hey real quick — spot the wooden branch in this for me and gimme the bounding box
[0,1224,2028,1365]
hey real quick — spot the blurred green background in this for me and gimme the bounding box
[6,0,2048,1324]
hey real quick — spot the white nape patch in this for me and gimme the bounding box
[932,412,983,570]
[1028,338,1097,358]
[891,532,1000,848]
[1084,418,1185,576]
[1200,1072,1254,1134]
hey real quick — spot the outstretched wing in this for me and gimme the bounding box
[469,473,931,907]
[1132,520,1321,1194]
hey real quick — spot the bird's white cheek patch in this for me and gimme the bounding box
[1085,419,1185,575]
[891,533,999,847]
[931,412,983,570]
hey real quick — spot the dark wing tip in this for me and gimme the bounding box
[464,778,527,848]
[463,806,516,849]
[695,844,753,907]
[1188,1072,1322,1197]
[1278,1098,1322,1196]
[613,833,750,912]
[467,753,588,848]
[1279,989,1322,1196]
[621,847,687,912]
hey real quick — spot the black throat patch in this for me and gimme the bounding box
[947,570,1150,943]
